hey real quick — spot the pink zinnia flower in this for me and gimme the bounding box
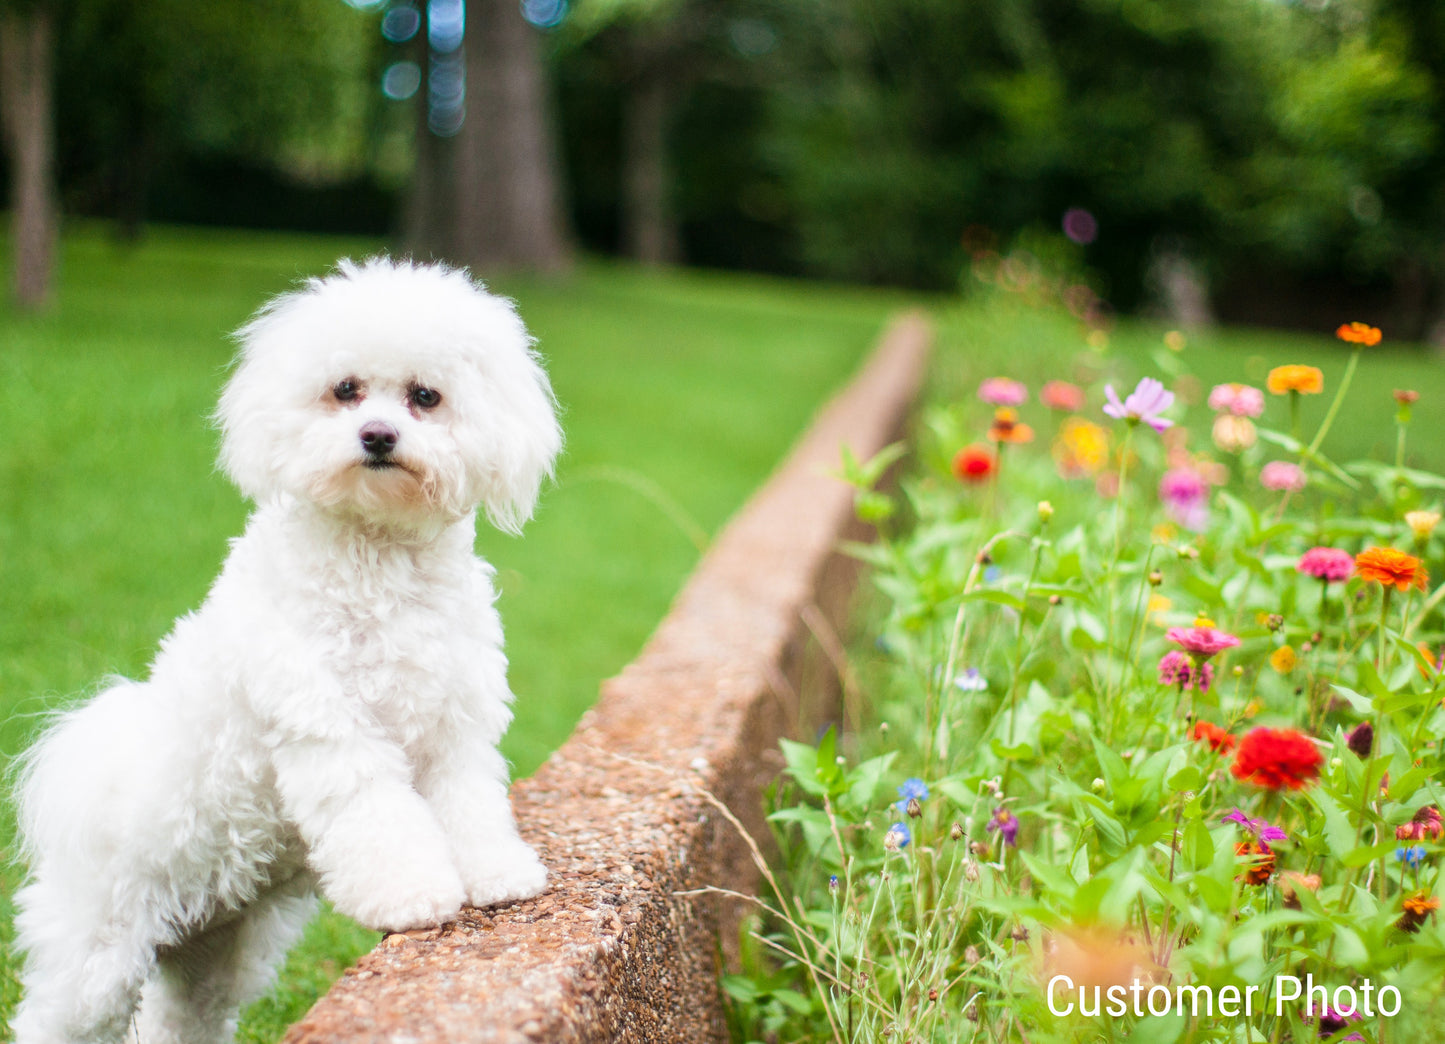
[1161,462,1208,529]
[1207,383,1265,418]
[1103,378,1174,432]
[1261,461,1306,492]
[978,377,1027,406]
[1297,547,1353,583]
[1158,650,1214,692]
[1166,626,1241,659]
[1158,467,1210,532]
[1040,380,1086,412]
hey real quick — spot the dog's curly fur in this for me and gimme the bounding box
[12,258,561,1044]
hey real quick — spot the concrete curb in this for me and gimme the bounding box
[283,311,933,1043]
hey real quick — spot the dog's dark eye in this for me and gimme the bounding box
[410,386,442,410]
[333,379,361,402]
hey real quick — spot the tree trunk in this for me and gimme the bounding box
[0,5,57,309]
[451,0,571,274]
[401,40,458,261]
[622,75,679,266]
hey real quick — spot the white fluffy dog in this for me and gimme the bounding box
[12,258,561,1044]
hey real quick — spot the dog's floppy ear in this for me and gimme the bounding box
[457,284,563,535]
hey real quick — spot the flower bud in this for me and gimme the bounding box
[1148,570,1164,587]
[1037,500,1054,523]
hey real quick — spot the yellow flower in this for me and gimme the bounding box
[1406,510,1441,542]
[1147,594,1172,626]
[1266,365,1325,396]
[1270,646,1297,674]
[1194,613,1217,628]
[1052,418,1110,477]
[1164,330,1186,352]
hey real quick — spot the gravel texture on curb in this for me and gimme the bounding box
[282,311,933,1043]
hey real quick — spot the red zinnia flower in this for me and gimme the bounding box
[951,444,996,483]
[1231,727,1323,791]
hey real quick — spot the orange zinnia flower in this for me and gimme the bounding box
[1354,547,1428,592]
[1266,365,1325,395]
[1398,891,1440,933]
[1336,321,1382,346]
[987,408,1034,444]
[1234,840,1276,885]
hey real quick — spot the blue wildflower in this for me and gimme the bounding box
[884,822,912,850]
[954,668,988,693]
[828,874,839,892]
[1396,845,1428,868]
[897,778,930,802]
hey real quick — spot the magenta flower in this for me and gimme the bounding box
[978,377,1027,407]
[1261,460,1307,492]
[1158,467,1211,532]
[1103,378,1174,432]
[1207,383,1265,418]
[1158,650,1214,692]
[986,807,1019,846]
[1223,809,1289,854]
[1166,626,1241,659]
[1297,547,1353,583]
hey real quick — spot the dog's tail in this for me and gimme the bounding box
[11,676,143,872]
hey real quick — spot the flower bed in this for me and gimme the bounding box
[732,318,1445,1043]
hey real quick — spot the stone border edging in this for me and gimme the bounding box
[283,311,933,1044]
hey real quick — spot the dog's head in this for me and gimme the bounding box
[217,258,561,534]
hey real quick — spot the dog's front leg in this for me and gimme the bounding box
[417,729,547,909]
[270,724,465,932]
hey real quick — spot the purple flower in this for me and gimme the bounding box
[986,807,1019,846]
[1345,721,1373,758]
[1158,467,1211,532]
[1310,1000,1364,1040]
[1103,378,1175,433]
[1223,809,1289,854]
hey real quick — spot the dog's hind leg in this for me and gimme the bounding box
[11,882,155,1044]
[132,876,318,1044]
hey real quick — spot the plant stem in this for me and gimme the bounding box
[1306,347,1362,459]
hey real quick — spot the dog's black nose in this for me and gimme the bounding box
[359,421,399,457]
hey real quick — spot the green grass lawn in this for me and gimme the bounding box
[0,224,910,1038]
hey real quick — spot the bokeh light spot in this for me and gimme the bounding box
[521,0,568,29]
[382,61,422,100]
[381,3,422,42]
[1062,207,1098,245]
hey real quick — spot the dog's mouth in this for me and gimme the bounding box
[364,458,400,471]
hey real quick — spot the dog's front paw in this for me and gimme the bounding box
[326,852,466,932]
[463,841,548,908]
